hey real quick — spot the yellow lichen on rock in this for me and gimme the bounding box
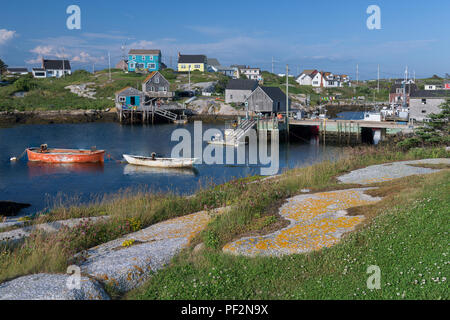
[223,189,380,257]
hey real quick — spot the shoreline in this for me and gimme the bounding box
[0,110,241,126]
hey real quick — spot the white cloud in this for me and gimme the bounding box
[0,29,16,45]
[31,45,54,55]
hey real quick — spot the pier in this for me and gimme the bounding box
[117,104,187,124]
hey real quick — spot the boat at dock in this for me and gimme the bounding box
[123,154,197,168]
[26,145,105,163]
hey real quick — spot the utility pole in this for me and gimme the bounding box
[356,64,359,85]
[286,64,289,138]
[272,57,274,74]
[377,64,380,93]
[188,64,191,92]
[108,51,111,81]
[62,48,65,78]
[92,63,95,74]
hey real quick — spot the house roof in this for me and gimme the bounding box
[7,68,28,73]
[259,86,286,101]
[178,54,207,64]
[207,58,221,67]
[390,83,417,94]
[143,71,158,83]
[128,49,161,55]
[302,69,318,76]
[32,68,45,71]
[116,86,143,96]
[410,90,450,98]
[43,60,71,70]
[226,79,259,91]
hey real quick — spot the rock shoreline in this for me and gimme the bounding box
[0,110,118,125]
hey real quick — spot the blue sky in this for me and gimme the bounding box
[0,0,449,79]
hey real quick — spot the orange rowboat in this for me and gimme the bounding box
[26,146,105,164]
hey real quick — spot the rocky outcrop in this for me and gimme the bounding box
[0,274,110,300]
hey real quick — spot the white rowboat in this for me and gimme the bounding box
[123,154,197,168]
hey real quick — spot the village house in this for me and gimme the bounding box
[128,49,162,73]
[5,68,29,77]
[296,70,318,86]
[142,71,174,99]
[207,58,221,72]
[296,70,347,88]
[115,86,144,110]
[389,83,417,105]
[41,59,72,78]
[246,86,291,114]
[32,68,46,78]
[225,79,259,104]
[178,54,207,72]
[238,67,262,81]
[116,59,128,71]
[409,90,449,122]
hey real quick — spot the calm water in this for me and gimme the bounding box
[0,122,341,215]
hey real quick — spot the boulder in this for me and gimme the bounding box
[0,274,110,300]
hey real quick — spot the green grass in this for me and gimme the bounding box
[127,170,449,300]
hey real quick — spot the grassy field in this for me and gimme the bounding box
[0,146,448,294]
[0,69,231,112]
[128,170,449,300]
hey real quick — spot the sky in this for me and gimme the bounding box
[0,0,449,80]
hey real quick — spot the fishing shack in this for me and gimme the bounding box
[115,86,144,110]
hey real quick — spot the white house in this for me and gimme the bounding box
[41,59,72,78]
[297,69,349,88]
[296,70,318,85]
[32,68,47,78]
[6,68,29,77]
[239,67,262,81]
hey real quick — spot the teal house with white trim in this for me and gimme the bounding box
[128,49,162,73]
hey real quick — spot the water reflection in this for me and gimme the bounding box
[123,164,198,177]
[28,161,104,177]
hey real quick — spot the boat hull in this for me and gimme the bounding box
[123,154,196,168]
[27,148,105,163]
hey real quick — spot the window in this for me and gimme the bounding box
[132,56,136,60]
[194,64,201,69]
[159,87,166,92]
[119,96,126,103]
[138,63,145,69]
[421,110,427,114]
[230,95,233,99]
[422,99,427,104]
[130,96,136,105]
[149,63,156,69]
[142,56,146,61]
[130,63,135,69]
[154,77,159,84]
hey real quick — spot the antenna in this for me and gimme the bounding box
[271,57,279,74]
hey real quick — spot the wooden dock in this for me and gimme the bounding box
[117,104,186,124]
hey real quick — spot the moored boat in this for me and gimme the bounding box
[26,145,105,163]
[123,154,197,168]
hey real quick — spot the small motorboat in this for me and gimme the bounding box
[27,145,105,163]
[123,153,197,168]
